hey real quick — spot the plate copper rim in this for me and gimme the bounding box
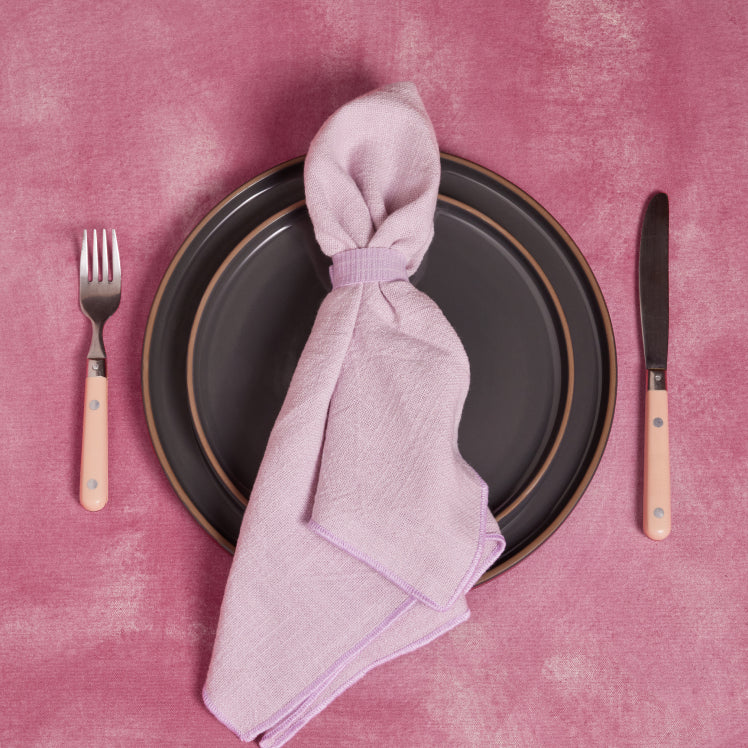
[445,156,617,581]
[186,195,575,529]
[142,157,306,550]
[142,153,617,582]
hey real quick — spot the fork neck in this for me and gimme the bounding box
[87,320,107,361]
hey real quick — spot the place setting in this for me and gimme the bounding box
[8,3,745,744]
[133,82,617,745]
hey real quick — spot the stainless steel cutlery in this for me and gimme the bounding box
[79,229,121,511]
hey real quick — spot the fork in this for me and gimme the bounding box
[79,229,121,511]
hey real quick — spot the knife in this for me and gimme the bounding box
[639,192,671,540]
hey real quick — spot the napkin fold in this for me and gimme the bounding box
[203,83,505,746]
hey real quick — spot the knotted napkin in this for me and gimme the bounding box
[203,82,505,746]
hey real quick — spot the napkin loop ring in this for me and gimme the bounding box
[329,247,409,288]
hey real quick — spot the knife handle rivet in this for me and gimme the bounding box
[653,417,664,428]
[89,399,100,410]
[87,479,98,490]
[654,507,665,518]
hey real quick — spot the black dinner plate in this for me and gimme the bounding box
[187,196,573,524]
[142,154,616,582]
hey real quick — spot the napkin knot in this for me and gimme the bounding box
[329,246,409,288]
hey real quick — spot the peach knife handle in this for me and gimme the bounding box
[644,384,670,540]
[80,372,108,511]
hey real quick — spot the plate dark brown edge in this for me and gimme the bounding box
[142,154,617,584]
[186,195,575,525]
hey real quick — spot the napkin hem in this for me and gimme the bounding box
[308,479,503,612]
[259,606,472,748]
[203,597,417,743]
[269,529,505,746]
[204,521,504,747]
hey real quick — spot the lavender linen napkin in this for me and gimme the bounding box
[203,83,505,746]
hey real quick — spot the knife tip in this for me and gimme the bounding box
[650,191,668,206]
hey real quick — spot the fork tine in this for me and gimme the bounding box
[102,230,109,282]
[80,230,88,283]
[111,229,121,287]
[92,229,99,282]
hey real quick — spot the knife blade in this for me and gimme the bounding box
[639,192,671,540]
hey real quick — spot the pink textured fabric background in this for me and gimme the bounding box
[1,1,745,746]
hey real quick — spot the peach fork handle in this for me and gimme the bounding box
[80,373,108,511]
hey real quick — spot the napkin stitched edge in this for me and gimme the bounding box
[308,475,505,612]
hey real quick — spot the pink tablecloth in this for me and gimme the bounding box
[2,2,745,746]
